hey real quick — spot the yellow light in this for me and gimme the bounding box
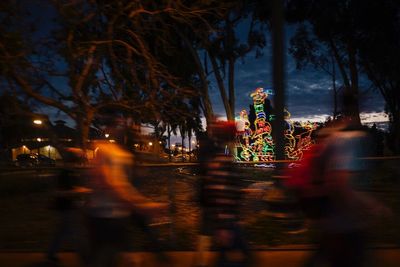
[159,141,162,144]
[105,133,110,138]
[148,142,153,146]
[33,120,42,125]
[37,138,42,142]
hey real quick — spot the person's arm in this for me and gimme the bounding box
[102,164,167,213]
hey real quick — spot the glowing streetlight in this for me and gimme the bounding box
[105,133,110,138]
[37,138,42,142]
[148,142,153,146]
[33,120,42,125]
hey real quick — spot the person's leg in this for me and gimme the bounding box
[133,212,163,251]
[193,210,214,267]
[303,231,327,267]
[47,210,73,261]
[194,234,213,267]
[86,217,125,267]
[131,211,171,264]
[331,231,366,267]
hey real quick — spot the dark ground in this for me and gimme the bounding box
[0,159,399,251]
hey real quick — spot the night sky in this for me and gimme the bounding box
[208,26,387,126]
[29,3,388,131]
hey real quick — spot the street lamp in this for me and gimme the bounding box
[33,120,43,156]
[105,133,110,138]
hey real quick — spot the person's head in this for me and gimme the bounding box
[208,120,237,143]
[316,116,353,141]
[207,120,237,155]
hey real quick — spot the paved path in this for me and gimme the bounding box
[1,249,400,267]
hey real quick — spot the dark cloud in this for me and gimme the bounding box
[228,44,386,120]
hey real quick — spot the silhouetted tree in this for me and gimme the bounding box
[289,25,340,118]
[355,0,400,154]
[286,0,366,124]
[2,0,216,150]
[206,1,266,121]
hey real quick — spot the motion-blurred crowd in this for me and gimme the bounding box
[46,116,391,267]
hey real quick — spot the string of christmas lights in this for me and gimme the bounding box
[235,87,316,162]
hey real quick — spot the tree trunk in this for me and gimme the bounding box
[167,124,172,162]
[77,109,94,154]
[178,32,214,126]
[390,112,400,154]
[329,39,351,90]
[331,54,338,119]
[181,135,185,162]
[201,82,215,127]
[347,43,361,125]
[271,0,285,162]
[188,132,192,162]
[329,38,361,124]
[228,56,235,121]
[209,51,233,120]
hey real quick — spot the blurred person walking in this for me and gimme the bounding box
[84,141,167,267]
[194,121,250,267]
[47,148,91,264]
[286,117,391,267]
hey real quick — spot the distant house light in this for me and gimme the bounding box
[33,120,42,125]
[37,138,42,142]
[105,133,110,138]
[148,142,153,146]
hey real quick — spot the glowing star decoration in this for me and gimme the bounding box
[235,87,316,162]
